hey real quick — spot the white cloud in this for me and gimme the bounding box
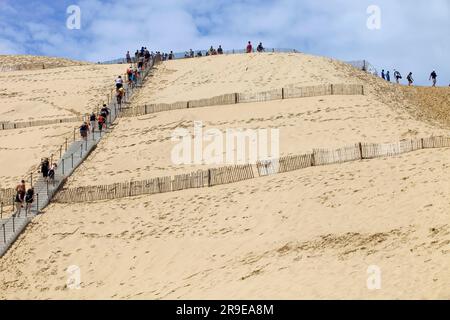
[0,0,448,85]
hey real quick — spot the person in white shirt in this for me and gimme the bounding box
[115,76,123,89]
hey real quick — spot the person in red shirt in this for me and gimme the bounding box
[246,41,253,53]
[98,114,105,132]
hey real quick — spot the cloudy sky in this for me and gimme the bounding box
[0,0,448,85]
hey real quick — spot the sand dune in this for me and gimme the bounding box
[0,123,75,187]
[135,53,364,104]
[66,94,449,187]
[0,64,126,122]
[1,148,449,299]
[0,55,89,72]
[0,61,128,189]
[0,53,449,300]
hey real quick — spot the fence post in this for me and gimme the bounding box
[71,153,74,168]
[235,93,238,104]
[12,215,15,233]
[36,193,39,212]
[30,172,33,187]
[80,144,83,158]
[2,223,5,243]
[208,169,211,187]
[145,104,148,114]
[62,159,65,175]
[281,88,285,100]
[358,142,363,159]
[331,84,334,95]
[65,138,68,152]
[0,202,2,219]
[311,153,316,166]
[187,101,190,109]
[361,85,364,95]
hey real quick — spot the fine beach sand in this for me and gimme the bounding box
[1,148,449,299]
[0,56,129,189]
[0,123,75,187]
[0,55,89,72]
[66,94,449,187]
[0,62,126,123]
[0,53,449,299]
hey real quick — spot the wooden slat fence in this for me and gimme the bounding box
[190,93,236,108]
[238,88,283,103]
[313,144,362,166]
[361,139,423,159]
[0,116,84,131]
[284,84,331,99]
[256,153,313,176]
[119,83,365,118]
[422,136,450,149]
[51,135,450,204]
[0,188,16,206]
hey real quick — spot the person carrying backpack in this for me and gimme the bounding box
[381,70,385,80]
[386,71,391,82]
[25,187,34,214]
[257,42,265,52]
[407,72,414,86]
[41,158,49,180]
[394,70,402,84]
[429,71,437,87]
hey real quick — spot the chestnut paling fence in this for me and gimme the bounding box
[52,135,450,204]
[119,84,365,117]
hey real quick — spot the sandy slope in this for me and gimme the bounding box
[0,123,75,187]
[135,52,363,104]
[137,52,450,128]
[0,55,89,71]
[66,94,449,187]
[0,64,126,122]
[0,61,128,189]
[1,148,449,299]
[0,53,449,300]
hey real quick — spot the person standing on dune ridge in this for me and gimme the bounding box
[407,72,414,86]
[246,41,253,53]
[429,70,437,87]
[394,70,402,84]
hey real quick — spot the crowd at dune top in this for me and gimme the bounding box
[379,68,441,87]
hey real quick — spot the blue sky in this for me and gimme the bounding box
[0,0,449,85]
